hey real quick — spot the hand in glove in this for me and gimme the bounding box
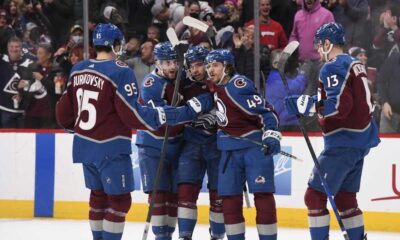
[262,130,282,156]
[284,94,317,116]
[187,92,214,114]
[192,113,217,130]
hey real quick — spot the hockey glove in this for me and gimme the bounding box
[284,95,317,116]
[187,92,214,114]
[262,130,282,156]
[192,113,217,130]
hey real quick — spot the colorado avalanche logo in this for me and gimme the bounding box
[143,77,155,87]
[3,73,21,94]
[215,98,228,127]
[116,60,128,68]
[234,78,246,88]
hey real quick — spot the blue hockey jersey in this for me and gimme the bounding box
[135,70,186,150]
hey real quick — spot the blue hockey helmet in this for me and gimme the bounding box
[205,49,235,66]
[314,22,346,46]
[93,23,123,47]
[154,41,177,61]
[185,46,209,66]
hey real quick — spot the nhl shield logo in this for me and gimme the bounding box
[215,99,228,127]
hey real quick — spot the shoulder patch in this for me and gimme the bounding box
[143,77,155,88]
[234,78,247,88]
[116,60,128,68]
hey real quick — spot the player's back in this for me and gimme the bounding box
[319,55,380,149]
[69,59,135,141]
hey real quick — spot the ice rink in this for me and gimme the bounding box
[1,218,400,240]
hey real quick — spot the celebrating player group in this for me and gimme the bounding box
[56,21,380,240]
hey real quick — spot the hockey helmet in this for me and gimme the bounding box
[314,22,346,46]
[205,49,234,66]
[185,46,209,67]
[93,23,123,47]
[154,41,177,61]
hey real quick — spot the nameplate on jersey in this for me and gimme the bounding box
[72,73,105,90]
[352,63,367,77]
[234,78,246,88]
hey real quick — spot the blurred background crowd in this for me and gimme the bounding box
[0,0,399,133]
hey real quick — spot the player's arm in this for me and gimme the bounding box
[319,65,354,119]
[55,81,75,131]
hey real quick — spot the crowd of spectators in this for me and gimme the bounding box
[0,0,399,132]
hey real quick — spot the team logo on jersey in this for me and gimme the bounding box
[143,77,155,87]
[116,60,128,68]
[255,175,266,184]
[3,73,21,94]
[234,78,246,88]
[215,98,228,127]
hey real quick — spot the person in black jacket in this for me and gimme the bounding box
[377,51,400,133]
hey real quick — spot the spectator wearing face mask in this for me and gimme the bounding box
[53,24,83,62]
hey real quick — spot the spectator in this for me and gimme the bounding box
[22,43,61,128]
[151,0,185,27]
[213,4,234,48]
[3,0,24,38]
[370,5,400,69]
[328,0,370,49]
[265,49,307,131]
[0,36,33,128]
[290,0,334,62]
[120,36,142,60]
[289,0,334,97]
[245,0,288,50]
[21,0,52,41]
[377,51,400,133]
[270,0,298,37]
[0,8,15,54]
[40,0,73,49]
[224,0,241,29]
[232,23,271,81]
[125,39,156,87]
[53,24,84,62]
[147,24,161,42]
[57,45,83,76]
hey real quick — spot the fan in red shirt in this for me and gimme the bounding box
[245,0,288,50]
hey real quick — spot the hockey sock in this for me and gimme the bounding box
[305,188,330,240]
[149,191,170,240]
[89,190,108,240]
[177,184,201,238]
[103,193,131,240]
[254,192,277,240]
[167,192,178,238]
[209,190,225,239]
[222,195,245,240]
[335,192,364,240]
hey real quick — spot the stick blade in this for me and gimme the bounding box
[182,16,209,32]
[277,41,300,87]
[166,28,180,47]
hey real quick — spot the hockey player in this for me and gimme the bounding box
[206,49,281,240]
[55,24,212,240]
[177,46,225,240]
[284,22,380,240]
[136,41,186,240]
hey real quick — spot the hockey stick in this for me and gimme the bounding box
[220,135,303,162]
[277,41,350,240]
[141,28,188,240]
[182,16,217,48]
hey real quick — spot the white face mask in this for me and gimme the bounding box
[72,36,83,45]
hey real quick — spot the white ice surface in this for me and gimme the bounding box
[0,219,399,240]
